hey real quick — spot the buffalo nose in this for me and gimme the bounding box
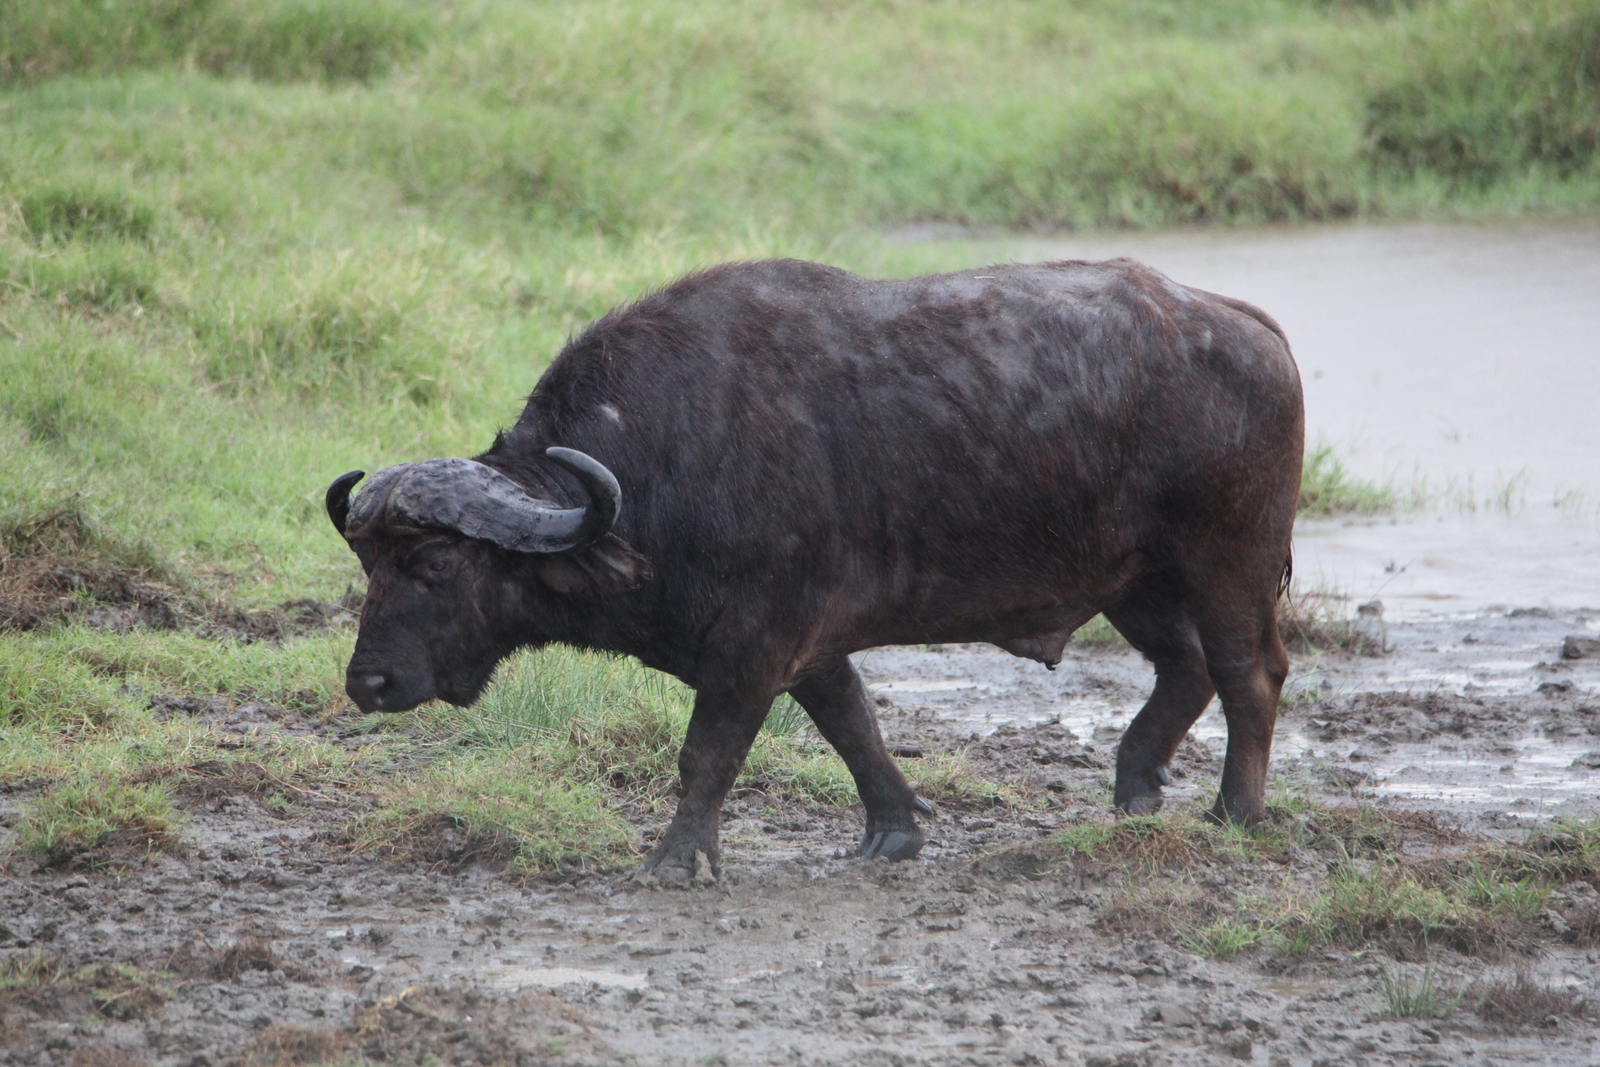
[346,672,388,710]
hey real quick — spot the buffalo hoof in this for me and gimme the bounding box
[1205,797,1264,827]
[1112,764,1170,817]
[1116,792,1163,817]
[634,834,719,887]
[634,849,717,888]
[858,828,924,861]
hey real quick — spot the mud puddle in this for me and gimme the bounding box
[4,600,1600,1065]
[859,604,1600,827]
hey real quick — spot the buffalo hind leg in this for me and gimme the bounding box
[637,677,770,883]
[1199,612,1290,825]
[1104,601,1216,816]
[790,657,930,860]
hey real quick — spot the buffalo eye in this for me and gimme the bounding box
[428,557,449,573]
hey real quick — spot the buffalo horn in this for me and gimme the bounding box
[341,451,620,553]
[325,470,365,534]
[545,446,622,546]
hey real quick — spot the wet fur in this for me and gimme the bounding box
[343,258,1304,873]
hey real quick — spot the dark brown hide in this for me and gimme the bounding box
[337,258,1303,876]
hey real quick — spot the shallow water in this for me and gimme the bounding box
[859,596,1600,821]
[1293,510,1600,618]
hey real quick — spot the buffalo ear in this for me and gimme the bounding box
[536,534,654,598]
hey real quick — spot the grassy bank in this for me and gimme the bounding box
[1,0,1595,868]
[5,0,1591,607]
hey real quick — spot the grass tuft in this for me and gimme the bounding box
[0,955,172,1020]
[1181,918,1270,959]
[1380,961,1464,1019]
[1278,585,1387,655]
[17,775,183,867]
[1476,970,1590,1027]
[1298,441,1398,516]
[17,186,155,245]
[344,750,632,873]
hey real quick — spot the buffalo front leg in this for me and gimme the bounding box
[637,679,769,883]
[790,656,930,861]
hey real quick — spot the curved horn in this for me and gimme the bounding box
[341,451,623,553]
[545,446,621,546]
[353,458,589,552]
[325,470,365,535]
[344,463,416,534]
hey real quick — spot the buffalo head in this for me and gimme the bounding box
[326,448,649,713]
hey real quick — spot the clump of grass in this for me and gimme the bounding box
[1279,585,1386,655]
[345,750,632,873]
[1380,961,1464,1019]
[1462,863,1552,922]
[1058,813,1223,872]
[16,776,183,867]
[1476,970,1590,1027]
[0,498,178,632]
[18,186,155,245]
[0,955,172,1020]
[1314,859,1497,955]
[1181,917,1270,959]
[1297,442,1397,516]
[1496,816,1600,884]
[442,645,691,748]
[903,750,1015,810]
[0,638,128,728]
[1070,614,1129,649]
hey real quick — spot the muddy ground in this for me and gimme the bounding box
[2,606,1598,1067]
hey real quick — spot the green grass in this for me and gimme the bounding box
[1053,806,1590,958]
[16,775,183,864]
[1181,917,1271,958]
[344,750,634,871]
[1379,962,1464,1019]
[0,955,173,1020]
[1,0,428,86]
[1298,441,1400,517]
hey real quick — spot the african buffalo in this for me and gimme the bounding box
[326,257,1302,880]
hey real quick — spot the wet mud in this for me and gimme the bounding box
[3,606,1600,1066]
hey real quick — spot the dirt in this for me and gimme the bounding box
[3,607,1600,1066]
[0,506,361,640]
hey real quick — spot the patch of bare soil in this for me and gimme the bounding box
[0,505,359,640]
[2,608,1599,1066]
